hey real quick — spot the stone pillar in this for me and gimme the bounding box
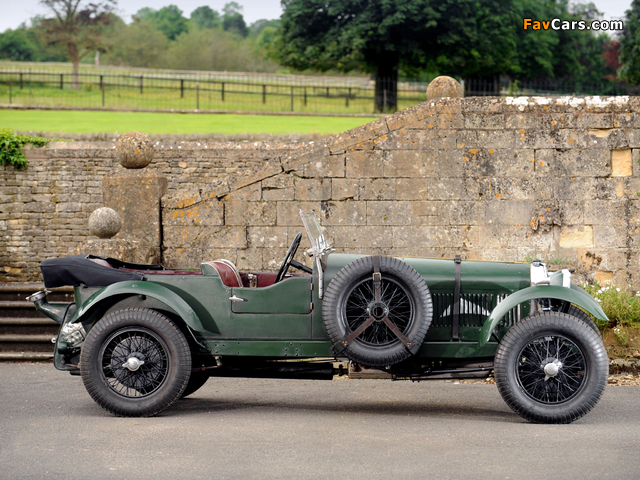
[426,76,464,100]
[102,132,167,264]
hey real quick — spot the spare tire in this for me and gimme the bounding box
[323,256,433,367]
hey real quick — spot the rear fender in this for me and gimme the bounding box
[74,281,206,345]
[478,284,608,347]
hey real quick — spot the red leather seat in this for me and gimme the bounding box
[202,260,244,288]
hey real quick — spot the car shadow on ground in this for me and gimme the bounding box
[165,395,519,423]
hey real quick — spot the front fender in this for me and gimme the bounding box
[75,281,206,333]
[478,284,608,347]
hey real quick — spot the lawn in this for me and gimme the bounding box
[0,109,377,135]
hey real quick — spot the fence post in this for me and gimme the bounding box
[139,76,143,94]
[304,87,307,106]
[346,87,351,108]
[180,79,184,99]
[100,75,104,107]
[9,79,12,104]
[221,82,225,101]
[383,88,387,113]
[19,72,23,90]
[290,86,294,112]
[60,74,63,90]
[262,85,266,104]
[196,84,199,110]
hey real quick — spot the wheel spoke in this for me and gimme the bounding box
[516,334,586,405]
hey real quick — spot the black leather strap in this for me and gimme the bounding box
[452,255,462,341]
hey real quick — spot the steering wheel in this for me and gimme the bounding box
[275,232,312,283]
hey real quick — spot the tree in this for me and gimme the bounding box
[102,19,169,68]
[222,2,249,37]
[0,27,41,61]
[137,5,189,40]
[619,0,640,84]
[39,1,116,88]
[275,0,517,112]
[191,6,221,30]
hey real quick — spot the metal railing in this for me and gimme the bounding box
[0,69,427,114]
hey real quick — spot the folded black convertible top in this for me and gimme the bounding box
[40,255,149,288]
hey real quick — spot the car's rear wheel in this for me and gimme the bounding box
[80,308,191,417]
[494,312,608,424]
[323,256,432,367]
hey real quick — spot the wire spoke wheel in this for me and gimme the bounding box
[494,312,608,424]
[323,256,432,367]
[81,308,191,417]
[100,327,170,398]
[345,276,413,346]
[516,334,586,405]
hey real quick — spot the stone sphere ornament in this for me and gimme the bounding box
[116,131,154,169]
[426,76,464,100]
[89,207,122,239]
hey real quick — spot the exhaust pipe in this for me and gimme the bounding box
[27,290,69,324]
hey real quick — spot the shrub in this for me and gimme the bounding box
[582,281,640,327]
[0,128,54,169]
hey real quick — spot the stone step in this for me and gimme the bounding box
[0,352,54,361]
[0,334,56,343]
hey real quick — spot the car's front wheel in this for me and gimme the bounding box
[80,308,192,417]
[494,312,608,424]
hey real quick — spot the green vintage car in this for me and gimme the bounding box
[30,211,609,423]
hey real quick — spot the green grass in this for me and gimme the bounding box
[0,109,377,135]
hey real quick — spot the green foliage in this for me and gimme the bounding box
[137,5,189,41]
[222,2,249,37]
[0,128,54,169]
[582,282,640,327]
[102,19,169,68]
[620,0,640,84]
[0,27,41,61]
[191,6,221,30]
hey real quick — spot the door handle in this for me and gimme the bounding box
[229,295,245,302]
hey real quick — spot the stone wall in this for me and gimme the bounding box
[2,94,640,286]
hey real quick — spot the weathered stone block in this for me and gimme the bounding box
[612,149,632,176]
[326,118,389,153]
[411,201,449,225]
[464,114,505,129]
[345,150,384,178]
[534,148,611,177]
[448,201,486,225]
[577,113,614,129]
[559,226,593,248]
[262,175,294,201]
[384,150,427,177]
[485,200,535,226]
[297,155,345,177]
[395,178,429,200]
[367,201,412,225]
[330,226,393,249]
[331,178,361,200]
[428,178,480,201]
[475,130,516,149]
[247,226,290,248]
[464,148,533,177]
[584,200,627,226]
[295,178,331,201]
[225,200,276,226]
[321,200,366,225]
[276,201,321,226]
[362,178,396,200]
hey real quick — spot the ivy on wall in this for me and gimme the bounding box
[0,128,57,169]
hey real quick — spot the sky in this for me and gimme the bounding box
[0,0,633,32]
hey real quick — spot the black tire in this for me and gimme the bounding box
[323,256,432,367]
[494,312,608,424]
[80,308,192,417]
[180,372,209,398]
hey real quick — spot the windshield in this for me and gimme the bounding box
[299,210,330,255]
